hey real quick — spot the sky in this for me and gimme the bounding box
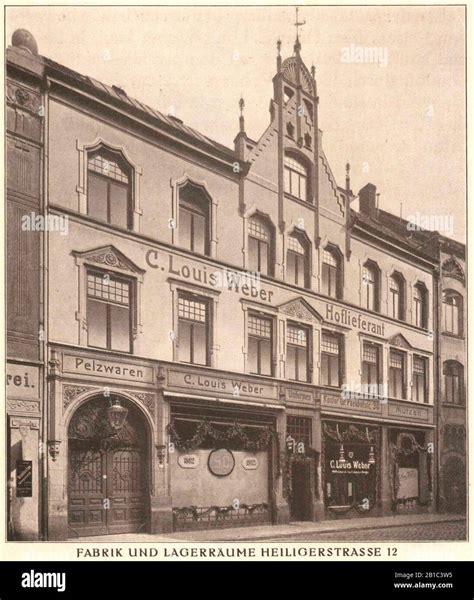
[6,5,466,242]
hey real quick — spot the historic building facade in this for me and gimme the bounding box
[6,29,464,540]
[437,238,466,513]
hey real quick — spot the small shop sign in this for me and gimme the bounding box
[178,454,199,469]
[208,449,235,477]
[242,456,259,470]
[16,460,33,497]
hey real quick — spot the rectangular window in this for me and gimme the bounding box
[389,350,406,399]
[248,315,273,376]
[284,157,308,201]
[87,271,132,352]
[287,325,309,382]
[362,342,380,386]
[248,219,270,275]
[444,296,460,335]
[87,154,130,230]
[389,281,400,320]
[287,251,306,287]
[178,295,209,366]
[286,416,312,453]
[321,332,340,387]
[413,356,428,403]
[179,204,206,255]
[249,236,269,275]
[322,251,338,298]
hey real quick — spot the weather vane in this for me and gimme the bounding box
[294,7,306,40]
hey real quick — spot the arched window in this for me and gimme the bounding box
[284,153,310,202]
[287,231,310,288]
[413,282,428,329]
[322,246,342,299]
[362,261,380,312]
[248,215,274,276]
[389,272,405,321]
[87,148,132,229]
[444,361,464,405]
[178,182,211,256]
[443,290,463,336]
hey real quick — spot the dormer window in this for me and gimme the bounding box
[284,153,310,202]
[87,149,132,229]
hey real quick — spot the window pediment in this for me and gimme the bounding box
[388,333,412,350]
[73,245,144,276]
[279,297,323,324]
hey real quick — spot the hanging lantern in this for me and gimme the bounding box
[338,443,346,463]
[107,398,128,431]
[368,446,375,465]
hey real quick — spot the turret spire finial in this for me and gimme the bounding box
[294,7,305,53]
[239,96,245,133]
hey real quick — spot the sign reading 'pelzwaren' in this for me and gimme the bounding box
[63,354,155,383]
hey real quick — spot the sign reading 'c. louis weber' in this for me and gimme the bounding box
[167,368,279,401]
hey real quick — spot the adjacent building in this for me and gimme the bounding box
[6,29,466,540]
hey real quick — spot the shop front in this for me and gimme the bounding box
[322,420,380,518]
[163,365,288,530]
[7,361,42,541]
[388,428,433,514]
[321,416,435,519]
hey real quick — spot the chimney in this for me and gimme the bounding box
[359,183,377,218]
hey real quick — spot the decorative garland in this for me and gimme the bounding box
[167,419,275,452]
[323,422,380,445]
[173,503,269,523]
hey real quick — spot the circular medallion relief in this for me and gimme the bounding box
[208,448,235,477]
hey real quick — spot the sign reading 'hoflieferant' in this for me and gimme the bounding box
[62,354,155,384]
[325,304,385,336]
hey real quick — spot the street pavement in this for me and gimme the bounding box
[77,513,466,543]
[259,519,466,542]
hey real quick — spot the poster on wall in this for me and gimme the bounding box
[398,467,419,500]
[16,461,32,498]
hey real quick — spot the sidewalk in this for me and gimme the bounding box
[77,513,465,543]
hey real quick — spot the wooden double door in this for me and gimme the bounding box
[67,397,148,537]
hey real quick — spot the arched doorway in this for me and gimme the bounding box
[67,395,149,537]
